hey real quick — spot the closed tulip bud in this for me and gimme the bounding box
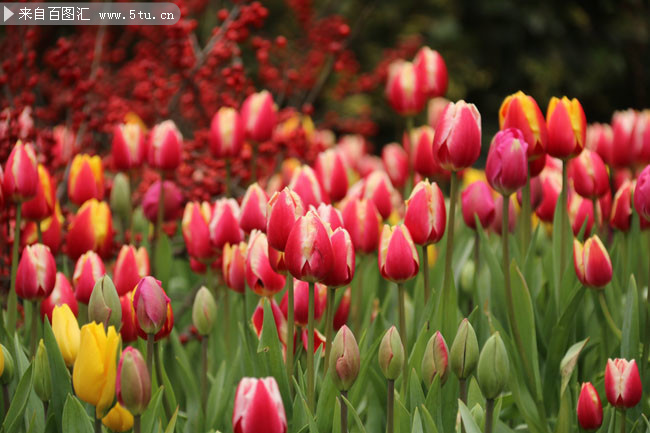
[3,141,38,202]
[477,332,509,399]
[223,242,247,293]
[329,325,360,391]
[52,304,80,367]
[499,91,548,176]
[408,126,438,179]
[267,188,305,252]
[378,326,404,380]
[568,150,609,200]
[342,198,382,254]
[137,298,174,343]
[148,120,183,170]
[433,100,482,171]
[279,279,327,326]
[142,180,183,223]
[110,172,132,224]
[233,377,287,433]
[16,243,56,300]
[413,47,448,98]
[610,180,633,232]
[314,149,349,203]
[89,275,122,330]
[405,180,446,245]
[546,96,587,160]
[382,144,409,189]
[22,164,55,221]
[486,128,529,196]
[112,123,146,171]
[0,345,14,385]
[41,272,78,322]
[192,286,217,335]
[246,230,286,296]
[289,165,327,209]
[102,403,134,432]
[587,123,614,166]
[568,193,594,237]
[610,110,637,168]
[68,154,105,205]
[210,107,244,158]
[322,228,355,287]
[450,319,479,380]
[114,245,150,296]
[605,358,642,408]
[461,181,496,229]
[73,322,120,417]
[378,224,419,283]
[66,199,113,259]
[133,276,170,335]
[421,331,449,386]
[240,183,268,233]
[117,347,151,416]
[634,165,650,223]
[119,292,138,343]
[241,90,277,143]
[73,251,106,304]
[34,339,52,401]
[577,382,603,430]
[182,201,214,260]
[210,198,243,249]
[316,203,344,231]
[285,211,334,282]
[386,60,426,116]
[333,287,351,331]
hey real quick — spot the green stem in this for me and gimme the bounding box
[398,283,408,394]
[134,415,141,433]
[154,341,173,419]
[592,197,600,237]
[619,410,626,433]
[386,380,394,433]
[324,288,335,375]
[560,161,569,282]
[286,278,295,394]
[437,172,458,325]
[521,172,531,254]
[340,390,348,433]
[30,300,39,358]
[485,398,494,433]
[223,287,231,351]
[459,379,467,433]
[201,336,208,415]
[8,204,22,334]
[146,334,154,383]
[3,384,9,417]
[598,291,622,340]
[352,256,365,334]
[406,116,415,196]
[156,173,165,243]
[422,246,430,304]
[94,416,101,433]
[251,141,258,183]
[307,281,315,411]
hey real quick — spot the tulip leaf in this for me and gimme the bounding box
[553,389,573,433]
[408,368,425,412]
[315,374,337,433]
[458,400,482,433]
[61,395,93,433]
[418,405,439,433]
[411,407,424,433]
[164,406,179,433]
[142,387,164,433]
[154,234,173,289]
[559,338,589,396]
[258,297,291,410]
[340,394,368,433]
[42,319,73,433]
[621,275,640,360]
[206,361,230,430]
[2,362,33,433]
[12,334,45,433]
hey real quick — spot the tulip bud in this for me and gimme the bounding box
[52,304,80,367]
[586,123,614,165]
[66,199,113,259]
[88,275,122,330]
[232,377,287,433]
[267,188,305,252]
[210,198,243,249]
[41,272,78,322]
[432,101,482,172]
[3,141,38,202]
[568,150,609,199]
[192,286,217,335]
[241,90,277,143]
[404,180,446,245]
[450,319,479,380]
[0,345,14,385]
[610,180,633,232]
[577,382,603,430]
[604,358,642,409]
[210,107,244,158]
[314,149,349,203]
[634,165,650,223]
[477,332,509,399]
[110,173,132,224]
[239,183,268,234]
[382,144,409,189]
[460,261,475,295]
[378,326,404,380]
[114,245,150,296]
[486,128,529,196]
[546,96,587,160]
[246,230,286,297]
[102,403,134,432]
[16,243,57,300]
[329,325,360,391]
[322,228,355,288]
[142,180,183,223]
[133,276,170,335]
[342,198,382,254]
[461,181,496,230]
[148,120,183,171]
[34,339,52,401]
[68,154,105,205]
[73,251,106,304]
[285,211,334,283]
[22,164,56,221]
[316,203,344,231]
[362,171,396,220]
[385,60,426,116]
[378,224,419,283]
[112,122,146,171]
[223,242,247,293]
[421,331,449,386]
[413,47,448,98]
[117,347,151,416]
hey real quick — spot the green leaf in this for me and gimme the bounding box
[340,394,368,433]
[142,387,164,433]
[154,234,173,288]
[408,368,425,412]
[61,395,93,433]
[560,338,589,395]
[42,320,72,433]
[3,363,33,433]
[315,374,338,433]
[411,407,423,433]
[418,405,439,433]
[164,407,179,433]
[458,400,482,433]
[621,276,640,360]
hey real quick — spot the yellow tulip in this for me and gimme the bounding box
[72,322,121,418]
[52,304,80,367]
[102,403,134,432]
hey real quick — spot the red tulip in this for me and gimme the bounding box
[223,242,247,294]
[67,154,104,206]
[385,60,426,116]
[342,198,382,254]
[280,279,327,326]
[114,245,150,296]
[182,201,214,260]
[210,198,243,249]
[22,164,55,221]
[427,97,450,130]
[142,181,183,223]
[72,251,106,304]
[3,141,38,202]
[315,203,344,231]
[516,175,543,212]
[338,135,366,172]
[133,276,170,336]
[246,230,286,297]
[362,171,396,220]
[573,235,612,288]
[610,180,633,232]
[120,292,139,343]
[408,126,440,180]
[266,188,305,252]
[461,181,496,230]
[634,165,650,223]
[381,144,409,189]
[535,159,562,223]
[432,100,482,171]
[16,243,56,300]
[285,211,333,283]
[111,123,146,171]
[413,47,448,98]
[301,328,326,355]
[268,245,287,275]
[314,149,349,203]
[546,96,587,160]
[210,107,244,158]
[333,287,351,330]
[288,165,327,209]
[322,228,355,287]
[240,183,268,234]
[404,180,446,245]
[491,196,516,235]
[632,110,650,164]
[577,382,603,430]
[232,377,287,433]
[378,224,419,283]
[568,192,594,237]
[252,299,288,345]
[148,120,183,171]
[605,358,642,408]
[568,150,609,199]
[241,90,277,143]
[610,110,637,168]
[66,199,113,259]
[486,128,529,196]
[22,204,64,254]
[41,272,78,322]
[586,123,614,166]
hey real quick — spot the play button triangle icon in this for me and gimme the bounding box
[4,6,14,22]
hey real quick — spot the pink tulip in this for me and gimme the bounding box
[72,251,106,304]
[116,347,151,416]
[568,193,594,237]
[378,224,419,283]
[385,60,426,116]
[246,230,286,297]
[114,245,150,296]
[223,242,247,294]
[610,110,637,168]
[577,383,603,430]
[432,101,482,171]
[16,243,56,300]
[314,149,349,203]
[573,235,612,288]
[586,123,614,166]
[210,198,243,249]
[404,180,446,245]
[232,377,287,433]
[148,120,183,171]
[342,198,382,254]
[605,358,642,408]
[568,150,609,199]
[322,228,355,288]
[112,123,146,171]
[182,202,214,260]
[546,97,586,160]
[284,211,333,283]
[133,276,171,336]
[239,183,268,234]
[315,203,344,231]
[252,299,288,345]
[634,165,650,223]
[288,165,327,209]
[486,128,529,196]
[407,126,438,179]
[210,107,244,158]
[3,141,38,202]
[266,188,305,252]
[610,180,633,232]
[362,171,396,220]
[241,91,277,143]
[461,181,496,230]
[491,196,516,235]
[413,47,448,98]
[381,144,409,189]
[142,181,184,223]
[280,279,327,326]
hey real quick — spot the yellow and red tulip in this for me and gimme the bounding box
[210,198,243,249]
[210,107,244,158]
[246,230,286,297]
[73,251,106,304]
[66,199,113,259]
[182,201,214,260]
[22,164,55,221]
[341,198,381,254]
[147,120,183,171]
[111,122,146,171]
[239,183,268,234]
[223,242,247,294]
[577,382,603,431]
[266,188,305,252]
[241,90,277,143]
[3,140,38,202]
[15,243,56,300]
[113,245,149,297]
[573,235,612,289]
[404,180,446,245]
[68,154,105,206]
[546,96,587,160]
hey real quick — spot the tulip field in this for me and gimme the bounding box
[1,2,650,433]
